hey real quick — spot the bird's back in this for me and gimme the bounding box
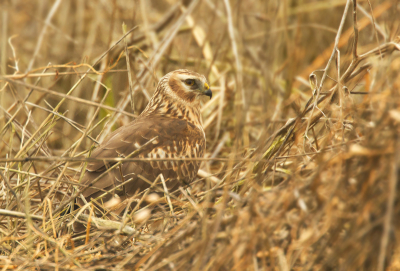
[78,115,205,209]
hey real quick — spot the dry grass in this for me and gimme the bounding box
[1,0,400,270]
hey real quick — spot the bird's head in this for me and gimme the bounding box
[161,69,212,104]
[141,69,212,121]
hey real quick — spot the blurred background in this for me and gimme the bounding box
[1,0,400,270]
[4,0,398,153]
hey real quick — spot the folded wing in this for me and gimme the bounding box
[79,116,205,205]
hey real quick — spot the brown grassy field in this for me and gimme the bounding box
[1,0,400,270]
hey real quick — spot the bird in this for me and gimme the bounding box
[74,69,211,230]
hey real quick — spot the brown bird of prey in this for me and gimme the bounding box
[75,69,211,223]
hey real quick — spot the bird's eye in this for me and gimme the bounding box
[185,79,195,86]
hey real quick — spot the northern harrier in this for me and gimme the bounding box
[75,69,211,226]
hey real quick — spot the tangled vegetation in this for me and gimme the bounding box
[1,0,400,270]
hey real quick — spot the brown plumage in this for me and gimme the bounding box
[75,69,211,225]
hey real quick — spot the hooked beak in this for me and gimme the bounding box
[204,82,212,99]
[205,89,212,99]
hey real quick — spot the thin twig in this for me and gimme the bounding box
[0,208,42,221]
[303,0,352,150]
